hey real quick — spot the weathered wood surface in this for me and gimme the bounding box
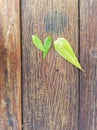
[0,0,97,130]
[0,0,22,130]
[79,0,97,130]
[21,0,79,130]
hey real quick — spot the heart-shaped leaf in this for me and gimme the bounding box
[54,38,84,71]
[32,35,44,52]
[43,36,52,58]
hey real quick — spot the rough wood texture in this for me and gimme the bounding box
[79,0,97,130]
[21,0,79,129]
[0,0,22,129]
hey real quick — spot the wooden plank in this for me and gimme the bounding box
[79,0,97,130]
[21,0,79,129]
[0,0,22,129]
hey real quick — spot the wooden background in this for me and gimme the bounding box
[0,0,97,130]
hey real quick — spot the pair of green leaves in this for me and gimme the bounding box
[32,35,52,59]
[32,35,84,71]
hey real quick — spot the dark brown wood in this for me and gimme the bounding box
[0,0,22,129]
[21,0,79,130]
[80,0,97,130]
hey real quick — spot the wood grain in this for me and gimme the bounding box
[79,0,97,130]
[21,0,79,130]
[0,0,22,129]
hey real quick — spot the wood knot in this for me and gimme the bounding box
[44,11,67,34]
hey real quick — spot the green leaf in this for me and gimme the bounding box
[54,38,84,71]
[32,35,44,52]
[43,36,52,58]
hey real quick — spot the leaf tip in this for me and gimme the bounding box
[32,34,35,39]
[78,65,84,72]
[80,68,85,72]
